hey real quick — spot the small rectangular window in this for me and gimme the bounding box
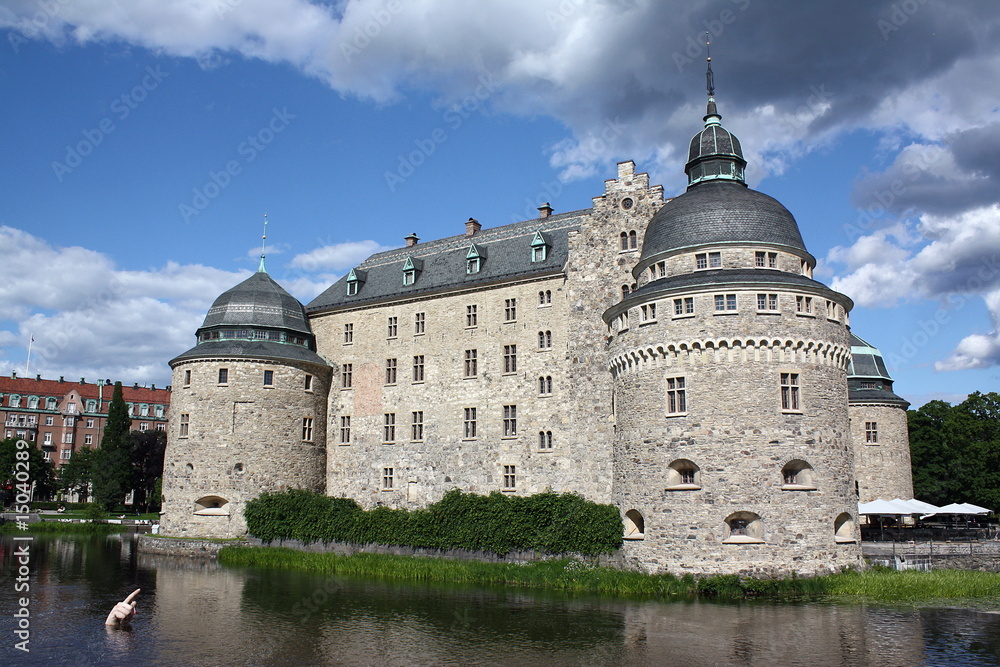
[302,417,314,441]
[385,359,397,385]
[796,296,813,314]
[463,407,477,438]
[179,413,190,437]
[304,374,313,391]
[464,349,478,377]
[218,368,229,385]
[781,373,801,412]
[666,377,686,414]
[347,280,359,295]
[708,251,721,267]
[383,413,396,442]
[344,323,354,344]
[402,269,415,286]
[532,246,547,262]
[414,312,425,334]
[412,355,425,383]
[387,316,398,338]
[84,434,93,445]
[757,293,779,311]
[184,370,192,386]
[466,305,478,327]
[715,294,737,311]
[467,257,480,274]
[411,411,424,441]
[641,304,656,321]
[263,370,274,387]
[503,465,516,489]
[865,421,878,444]
[383,467,394,490]
[342,364,353,389]
[504,298,517,322]
[502,404,517,437]
[503,345,517,373]
[340,416,351,444]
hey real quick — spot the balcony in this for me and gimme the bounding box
[4,418,37,429]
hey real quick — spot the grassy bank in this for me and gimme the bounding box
[0,521,127,535]
[217,546,1000,603]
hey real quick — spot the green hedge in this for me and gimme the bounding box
[244,489,623,556]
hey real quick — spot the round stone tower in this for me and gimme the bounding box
[160,264,331,538]
[603,93,864,576]
[848,333,913,502]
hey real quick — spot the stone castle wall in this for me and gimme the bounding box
[851,403,913,502]
[609,278,864,576]
[160,357,330,538]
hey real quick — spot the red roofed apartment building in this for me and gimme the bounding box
[0,372,171,470]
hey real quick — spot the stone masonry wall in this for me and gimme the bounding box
[851,403,913,502]
[160,357,330,538]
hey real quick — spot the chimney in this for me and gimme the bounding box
[404,232,419,247]
[59,376,64,383]
[11,371,16,379]
[465,217,481,237]
[80,377,85,384]
[36,374,41,381]
[538,203,553,219]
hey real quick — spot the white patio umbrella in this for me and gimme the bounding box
[896,498,940,513]
[858,499,913,514]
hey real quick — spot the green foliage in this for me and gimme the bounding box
[0,521,125,535]
[244,488,624,556]
[58,446,95,500]
[128,429,166,512]
[92,382,133,510]
[84,501,107,523]
[0,436,56,503]
[909,391,1000,509]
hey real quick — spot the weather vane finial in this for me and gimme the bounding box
[706,32,715,98]
[259,213,268,273]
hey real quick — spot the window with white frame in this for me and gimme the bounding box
[84,434,93,445]
[504,298,517,322]
[60,449,72,460]
[503,465,516,489]
[301,417,314,442]
[755,251,777,268]
[464,349,478,377]
[714,294,737,311]
[865,421,878,444]
[383,413,396,443]
[463,407,477,439]
[502,405,517,437]
[674,297,694,316]
[503,345,517,373]
[796,295,813,314]
[666,377,686,414]
[411,411,424,441]
[641,303,656,322]
[756,293,778,311]
[780,373,801,411]
[139,423,149,431]
[45,416,53,426]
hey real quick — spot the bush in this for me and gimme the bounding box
[244,488,623,556]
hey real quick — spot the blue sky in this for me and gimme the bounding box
[1,0,998,407]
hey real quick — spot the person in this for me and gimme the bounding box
[105,589,140,627]
[57,506,65,513]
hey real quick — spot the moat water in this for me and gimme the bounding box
[2,534,999,666]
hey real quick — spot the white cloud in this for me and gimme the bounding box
[936,289,1000,371]
[290,240,395,271]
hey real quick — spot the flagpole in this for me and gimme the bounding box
[24,334,33,378]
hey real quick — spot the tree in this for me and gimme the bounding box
[0,437,56,505]
[129,429,166,512]
[58,446,96,502]
[909,392,1000,510]
[92,382,133,510]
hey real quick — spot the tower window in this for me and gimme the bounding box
[714,294,737,311]
[463,407,477,439]
[756,293,779,311]
[304,374,313,391]
[301,417,313,442]
[666,377,686,414]
[674,297,694,316]
[780,373,801,412]
[179,414,189,437]
[263,370,274,387]
[865,422,878,444]
[218,368,229,385]
[796,296,813,314]
[503,465,516,489]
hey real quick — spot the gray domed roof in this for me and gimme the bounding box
[201,271,311,335]
[640,181,809,260]
[847,333,909,407]
[689,122,744,164]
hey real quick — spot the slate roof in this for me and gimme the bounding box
[170,340,329,367]
[202,271,312,335]
[689,122,744,163]
[640,180,809,260]
[307,210,588,314]
[847,333,909,406]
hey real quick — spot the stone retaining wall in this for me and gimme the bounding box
[138,535,247,558]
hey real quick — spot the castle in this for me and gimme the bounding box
[160,91,913,576]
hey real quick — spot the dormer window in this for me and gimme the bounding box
[401,256,422,286]
[346,267,366,295]
[466,244,484,274]
[530,231,550,262]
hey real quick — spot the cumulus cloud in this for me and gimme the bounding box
[290,240,396,272]
[4,1,1000,188]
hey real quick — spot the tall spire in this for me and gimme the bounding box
[704,33,720,125]
[258,213,268,273]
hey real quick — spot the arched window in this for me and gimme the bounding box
[620,231,629,250]
[538,430,552,449]
[193,495,230,516]
[538,290,551,306]
[538,376,553,395]
[538,331,552,349]
[781,460,816,490]
[666,459,701,490]
[723,511,764,544]
[624,509,645,540]
[622,284,630,298]
[834,513,857,543]
[628,230,637,249]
